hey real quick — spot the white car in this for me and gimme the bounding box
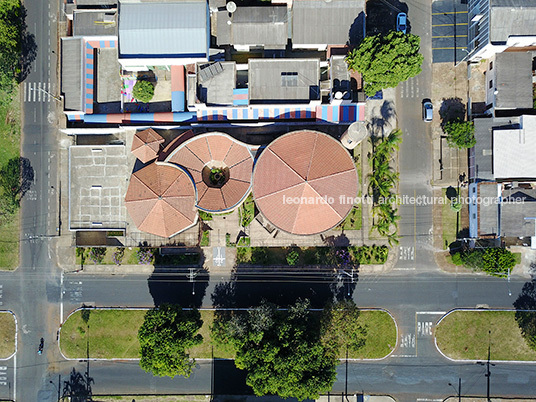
[397,13,407,34]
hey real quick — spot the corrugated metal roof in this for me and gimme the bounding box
[249,58,320,103]
[61,38,83,112]
[495,52,532,109]
[119,1,208,57]
[292,0,365,46]
[216,7,288,47]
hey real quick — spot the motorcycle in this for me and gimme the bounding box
[37,338,44,355]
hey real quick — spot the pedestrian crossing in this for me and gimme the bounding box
[23,82,54,103]
[399,76,425,99]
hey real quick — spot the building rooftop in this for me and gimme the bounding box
[197,62,236,106]
[216,6,288,48]
[292,0,365,46]
[501,188,536,238]
[166,133,254,212]
[478,182,500,237]
[61,38,83,112]
[493,115,536,179]
[131,128,165,163]
[490,0,536,43]
[494,52,533,109]
[253,130,358,235]
[69,145,129,230]
[118,0,208,59]
[248,58,320,103]
[73,10,117,36]
[96,47,122,104]
[125,162,197,238]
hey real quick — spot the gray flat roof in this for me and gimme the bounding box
[490,0,536,42]
[478,182,499,237]
[73,10,117,36]
[61,38,83,112]
[197,61,236,106]
[216,7,288,48]
[118,1,208,58]
[97,48,122,103]
[248,58,320,103]
[473,118,494,181]
[501,188,536,237]
[69,145,129,230]
[495,52,532,109]
[292,0,365,46]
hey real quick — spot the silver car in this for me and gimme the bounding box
[422,100,433,122]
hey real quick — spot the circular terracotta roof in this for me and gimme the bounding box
[125,162,197,238]
[166,133,253,212]
[131,128,165,163]
[253,130,358,235]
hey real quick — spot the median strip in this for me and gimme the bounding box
[435,310,536,361]
[0,311,16,359]
[59,308,396,360]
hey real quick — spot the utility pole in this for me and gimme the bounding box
[448,377,462,402]
[187,268,198,295]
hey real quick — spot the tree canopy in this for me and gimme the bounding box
[321,300,367,354]
[514,281,536,350]
[138,304,203,378]
[346,31,424,96]
[444,119,476,149]
[460,247,516,277]
[213,299,337,401]
[0,0,23,94]
[133,80,154,103]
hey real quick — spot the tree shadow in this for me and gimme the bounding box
[366,0,408,36]
[439,97,466,128]
[366,100,396,138]
[323,233,350,247]
[348,11,366,45]
[61,367,94,402]
[380,99,397,122]
[513,281,536,350]
[148,266,209,308]
[18,6,37,83]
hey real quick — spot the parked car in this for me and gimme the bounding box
[397,13,407,34]
[422,99,433,122]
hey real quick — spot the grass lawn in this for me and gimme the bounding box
[0,88,21,270]
[200,230,210,247]
[442,188,458,250]
[239,193,254,227]
[60,309,231,359]
[94,396,209,402]
[338,206,362,230]
[347,310,396,359]
[435,310,536,361]
[76,248,138,266]
[0,312,16,358]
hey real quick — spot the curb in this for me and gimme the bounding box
[434,308,536,364]
[58,306,398,362]
[0,310,18,361]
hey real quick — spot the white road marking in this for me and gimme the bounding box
[400,333,415,348]
[391,354,417,358]
[416,311,446,315]
[32,83,36,102]
[417,321,433,336]
[37,82,42,102]
[60,271,64,325]
[399,246,415,261]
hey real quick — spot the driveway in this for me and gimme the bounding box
[432,0,468,63]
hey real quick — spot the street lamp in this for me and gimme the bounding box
[30,86,62,103]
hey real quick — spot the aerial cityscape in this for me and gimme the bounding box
[1,0,536,401]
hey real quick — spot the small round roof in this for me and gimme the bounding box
[125,162,197,238]
[131,128,165,163]
[166,133,253,212]
[253,130,358,235]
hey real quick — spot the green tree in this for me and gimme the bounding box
[213,300,337,401]
[321,300,366,354]
[286,249,300,266]
[461,248,516,277]
[514,281,536,350]
[138,304,203,378]
[444,119,476,149]
[0,0,23,94]
[0,157,21,211]
[133,80,154,103]
[346,31,424,96]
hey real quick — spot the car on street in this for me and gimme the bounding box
[422,99,433,122]
[397,13,407,34]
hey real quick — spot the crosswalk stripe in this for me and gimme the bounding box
[24,82,53,103]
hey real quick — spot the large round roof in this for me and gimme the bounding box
[253,130,358,235]
[125,162,197,238]
[166,133,253,212]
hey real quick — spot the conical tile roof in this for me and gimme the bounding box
[125,162,197,238]
[131,128,165,163]
[252,130,358,235]
[166,132,253,212]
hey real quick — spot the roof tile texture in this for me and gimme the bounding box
[253,130,358,235]
[131,128,165,164]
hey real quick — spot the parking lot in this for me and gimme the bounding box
[432,0,468,63]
